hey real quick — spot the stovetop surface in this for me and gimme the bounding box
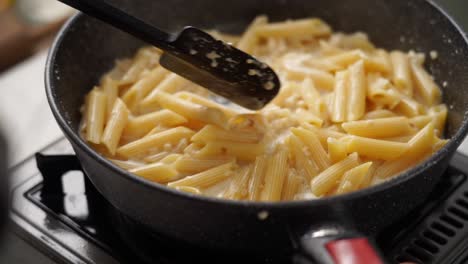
[9,138,468,264]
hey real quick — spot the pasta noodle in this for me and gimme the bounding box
[175,156,235,174]
[122,67,169,112]
[101,99,129,155]
[343,136,409,160]
[282,170,303,200]
[291,128,331,171]
[347,60,366,121]
[237,15,268,53]
[223,166,252,200]
[80,16,448,201]
[248,155,268,201]
[390,51,413,96]
[122,109,187,139]
[85,90,107,144]
[327,138,348,163]
[342,117,411,138]
[168,161,235,189]
[336,162,372,194]
[311,153,360,196]
[260,150,289,201]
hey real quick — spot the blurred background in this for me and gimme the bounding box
[0,0,467,263]
[0,1,73,263]
[0,0,73,72]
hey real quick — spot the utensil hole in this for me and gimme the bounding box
[440,214,463,228]
[430,222,455,237]
[422,230,447,245]
[448,207,468,221]
[404,247,431,262]
[413,239,439,254]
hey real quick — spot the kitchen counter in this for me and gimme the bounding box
[0,0,467,262]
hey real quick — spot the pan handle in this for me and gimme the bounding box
[293,225,386,264]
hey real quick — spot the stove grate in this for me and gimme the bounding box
[382,167,468,264]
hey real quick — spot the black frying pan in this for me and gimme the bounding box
[45,0,468,263]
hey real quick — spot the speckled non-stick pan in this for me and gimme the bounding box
[46,0,468,263]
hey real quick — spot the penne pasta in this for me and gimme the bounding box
[85,90,107,144]
[326,50,363,69]
[409,115,433,130]
[123,109,187,139]
[122,67,168,111]
[344,136,409,160]
[191,125,261,143]
[294,109,324,127]
[390,51,413,96]
[289,135,319,181]
[394,97,425,117]
[121,48,157,83]
[80,16,449,201]
[223,166,252,200]
[382,135,414,143]
[374,122,435,179]
[101,76,119,118]
[364,49,392,74]
[285,66,335,90]
[101,99,130,155]
[196,141,264,161]
[292,128,331,171]
[281,170,303,200]
[336,162,372,194]
[301,123,347,148]
[175,156,235,174]
[347,60,367,121]
[110,159,145,170]
[331,70,349,122]
[146,92,229,128]
[117,127,195,158]
[410,56,442,105]
[367,73,402,109]
[143,73,189,103]
[129,163,179,183]
[327,137,348,163]
[143,151,171,163]
[429,104,448,135]
[342,117,411,138]
[168,161,235,188]
[311,153,360,196]
[160,154,183,165]
[364,109,397,120]
[248,155,268,201]
[330,32,375,51]
[237,15,268,53]
[255,18,331,38]
[361,160,382,188]
[260,150,289,201]
[175,91,240,118]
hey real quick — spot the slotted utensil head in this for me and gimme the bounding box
[161,27,280,110]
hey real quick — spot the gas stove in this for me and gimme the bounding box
[9,137,468,264]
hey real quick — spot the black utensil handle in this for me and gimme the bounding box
[293,225,386,264]
[57,0,175,51]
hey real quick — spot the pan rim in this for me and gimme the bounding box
[45,0,468,210]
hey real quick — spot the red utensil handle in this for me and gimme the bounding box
[293,226,387,264]
[325,237,384,264]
